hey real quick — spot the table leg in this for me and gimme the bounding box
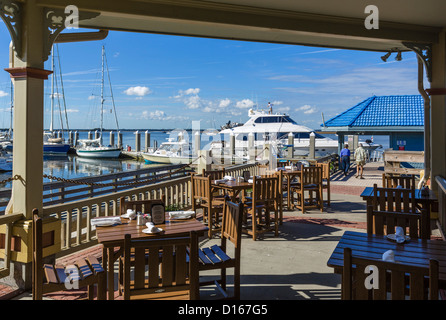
[107,247,115,300]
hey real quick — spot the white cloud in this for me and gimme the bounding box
[297,105,317,114]
[174,88,202,109]
[66,108,79,113]
[124,86,152,97]
[235,99,255,109]
[0,90,8,97]
[142,110,189,121]
[218,98,231,108]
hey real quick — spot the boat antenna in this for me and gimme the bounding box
[321,112,326,128]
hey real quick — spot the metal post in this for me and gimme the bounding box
[287,132,294,159]
[309,132,316,159]
[118,131,122,149]
[145,130,150,152]
[110,131,114,147]
[135,130,140,152]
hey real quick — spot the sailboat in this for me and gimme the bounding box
[76,46,121,159]
[43,45,71,155]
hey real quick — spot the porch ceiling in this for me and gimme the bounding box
[36,0,445,52]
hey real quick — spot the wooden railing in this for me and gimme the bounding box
[0,164,192,215]
[40,162,259,257]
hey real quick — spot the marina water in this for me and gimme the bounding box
[0,130,390,191]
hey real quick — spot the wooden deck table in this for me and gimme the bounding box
[280,169,301,210]
[95,215,208,300]
[327,230,446,289]
[212,180,253,202]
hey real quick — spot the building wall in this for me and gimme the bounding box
[389,132,424,151]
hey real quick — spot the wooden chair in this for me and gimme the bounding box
[316,162,331,206]
[191,175,225,238]
[290,166,323,214]
[32,209,105,300]
[382,173,416,189]
[119,196,165,215]
[198,200,244,299]
[202,168,226,180]
[243,175,280,240]
[119,231,199,300]
[367,184,430,239]
[342,247,439,300]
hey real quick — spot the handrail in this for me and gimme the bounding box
[0,164,193,215]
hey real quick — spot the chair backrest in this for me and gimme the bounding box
[221,200,244,249]
[202,168,225,180]
[252,175,280,208]
[316,162,330,180]
[368,184,429,238]
[191,175,211,204]
[382,173,416,189]
[371,183,416,213]
[342,247,439,300]
[119,197,165,215]
[300,166,322,186]
[122,231,199,300]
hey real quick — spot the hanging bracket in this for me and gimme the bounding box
[403,42,432,83]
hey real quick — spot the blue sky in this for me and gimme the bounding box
[0,23,423,131]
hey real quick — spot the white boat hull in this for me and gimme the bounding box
[76,147,121,158]
[142,153,192,164]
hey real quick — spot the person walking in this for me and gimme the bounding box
[355,143,367,179]
[340,144,351,176]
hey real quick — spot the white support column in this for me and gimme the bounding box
[5,3,49,220]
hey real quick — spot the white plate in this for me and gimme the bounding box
[387,234,410,243]
[142,227,163,234]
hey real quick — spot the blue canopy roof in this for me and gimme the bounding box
[322,95,424,129]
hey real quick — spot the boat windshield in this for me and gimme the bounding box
[159,143,181,152]
[253,116,298,124]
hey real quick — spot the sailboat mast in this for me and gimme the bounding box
[100,45,105,144]
[50,46,54,133]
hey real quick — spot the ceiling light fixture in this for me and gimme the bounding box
[381,51,391,62]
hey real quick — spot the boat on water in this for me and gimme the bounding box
[43,132,71,154]
[210,103,381,159]
[44,44,71,155]
[0,131,12,153]
[0,146,12,171]
[142,138,192,164]
[76,138,121,158]
[76,46,121,159]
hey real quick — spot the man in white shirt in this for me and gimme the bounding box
[354,143,367,179]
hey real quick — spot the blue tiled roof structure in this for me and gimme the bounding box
[323,95,424,128]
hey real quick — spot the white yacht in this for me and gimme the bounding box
[142,138,192,164]
[210,105,380,159]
